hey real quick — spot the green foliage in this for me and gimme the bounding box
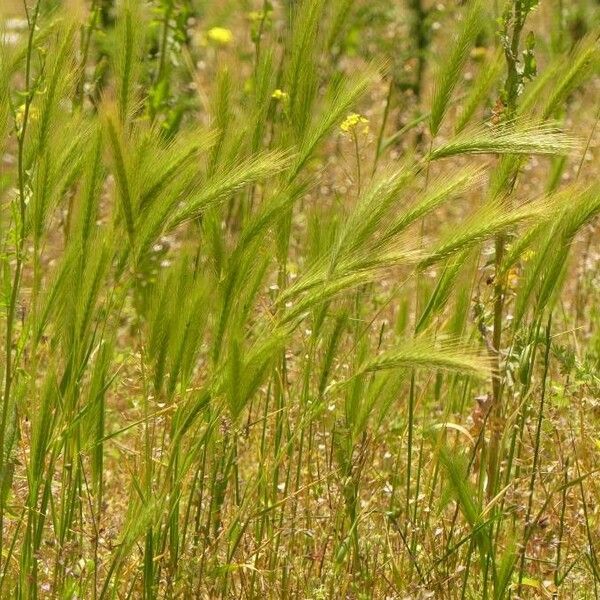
[429,0,483,137]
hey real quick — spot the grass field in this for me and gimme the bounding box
[1,0,599,598]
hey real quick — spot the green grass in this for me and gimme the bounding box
[0,0,599,597]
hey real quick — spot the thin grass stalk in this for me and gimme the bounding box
[0,0,41,571]
[554,457,569,590]
[517,312,552,592]
[486,0,532,502]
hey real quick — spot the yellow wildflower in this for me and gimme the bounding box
[340,112,369,134]
[15,104,39,130]
[507,266,519,289]
[522,249,535,262]
[271,89,289,101]
[207,27,233,46]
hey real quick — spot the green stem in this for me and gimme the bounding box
[0,0,41,571]
[517,312,552,592]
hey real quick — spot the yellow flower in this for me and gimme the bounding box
[271,89,289,101]
[340,112,369,134]
[522,249,535,262]
[207,27,233,46]
[507,266,519,289]
[15,104,39,130]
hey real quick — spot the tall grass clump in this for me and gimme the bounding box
[0,0,599,597]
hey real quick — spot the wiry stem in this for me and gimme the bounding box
[0,0,41,570]
[486,0,528,500]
